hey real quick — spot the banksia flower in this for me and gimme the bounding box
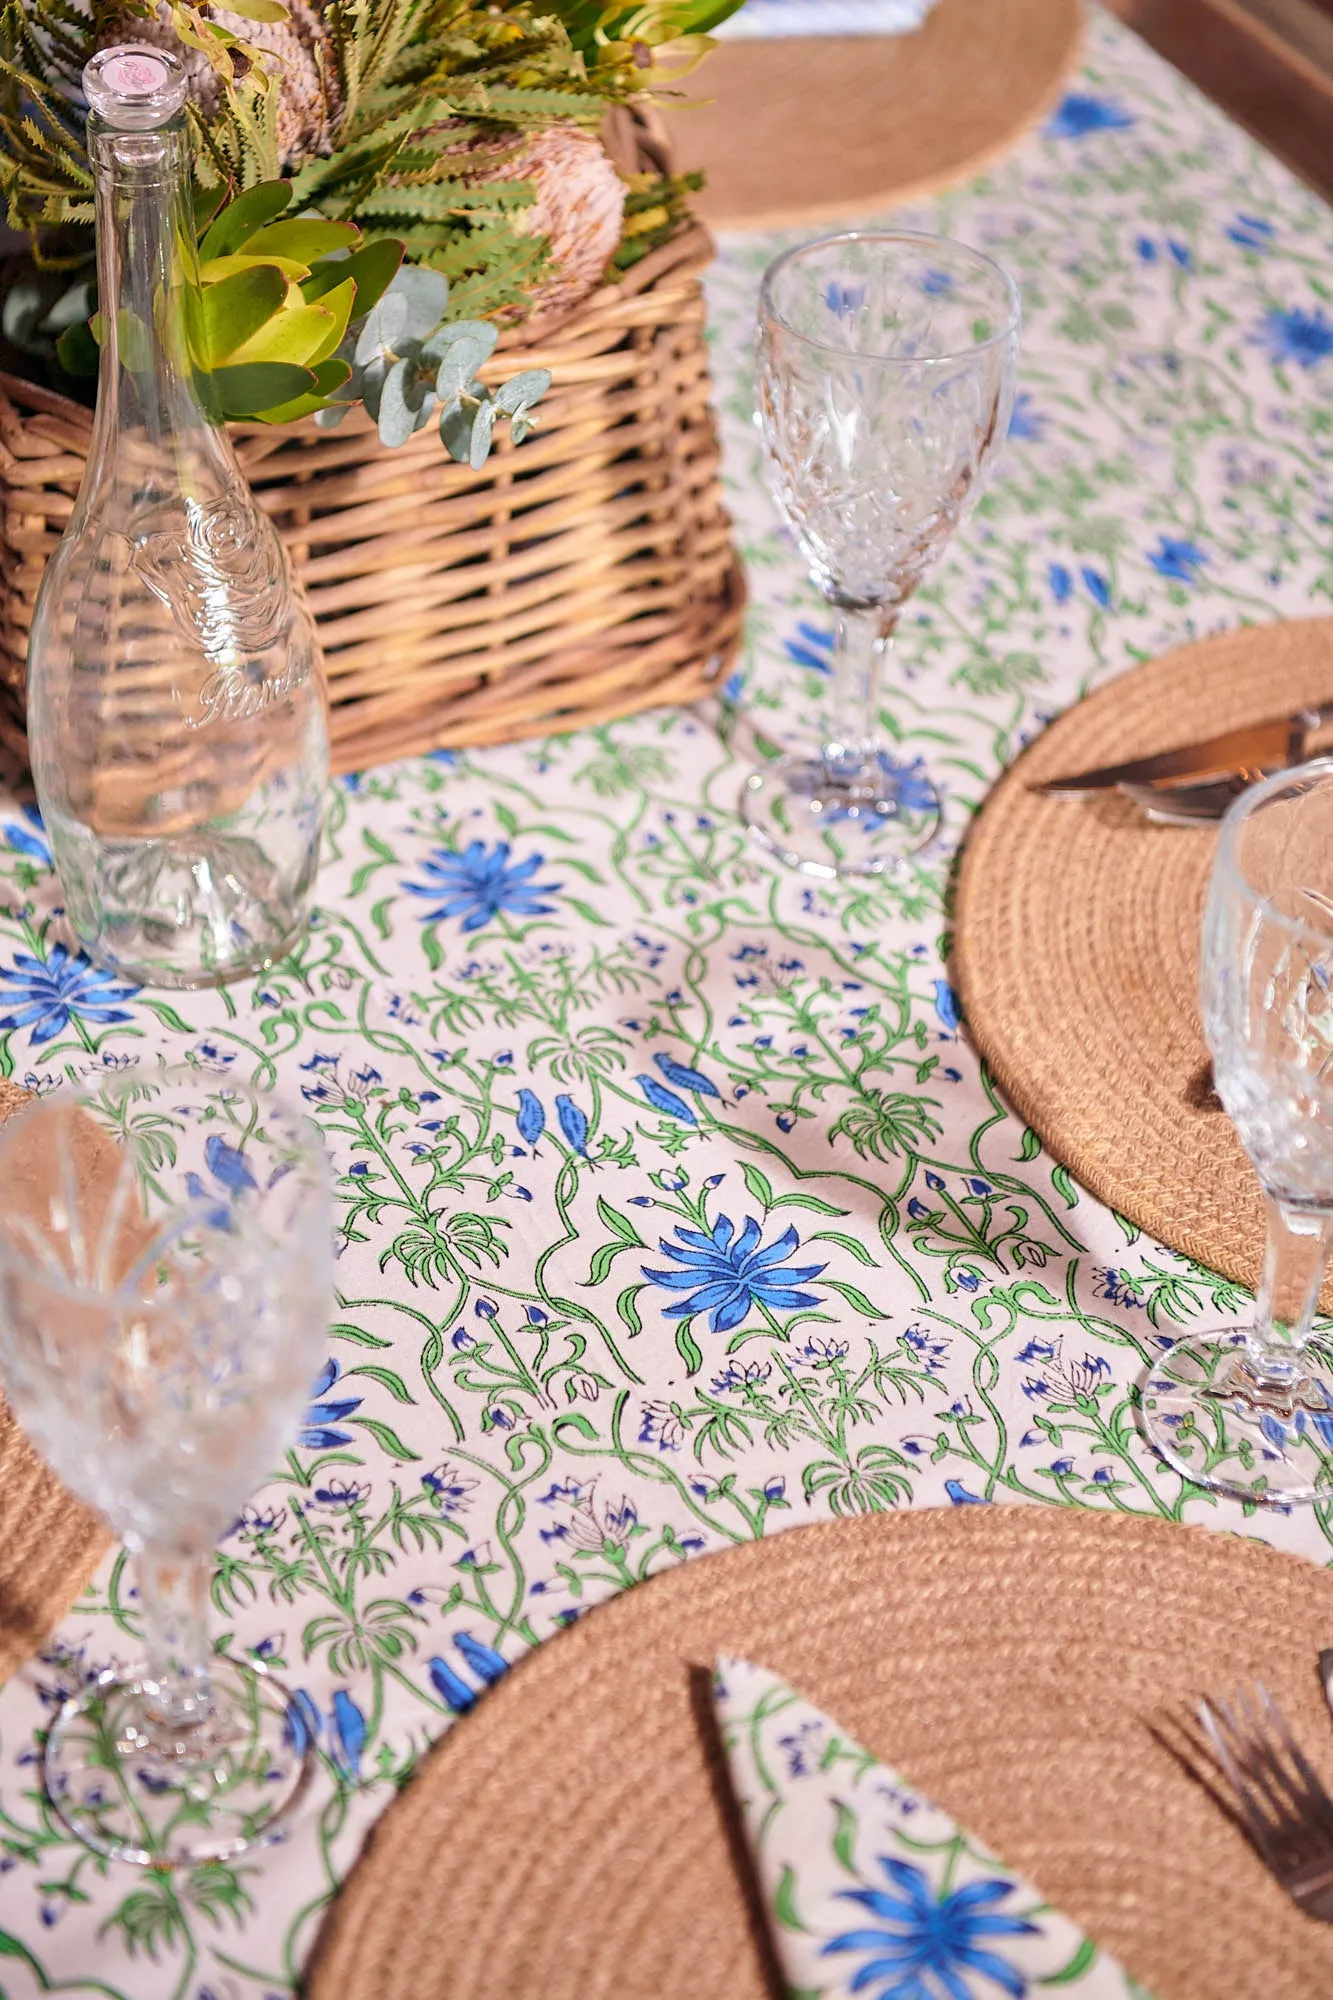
[486,126,626,321]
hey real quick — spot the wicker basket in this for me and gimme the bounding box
[0,221,743,778]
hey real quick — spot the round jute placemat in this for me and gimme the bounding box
[0,1079,111,1684]
[656,0,1082,232]
[953,617,1333,1303]
[309,1506,1333,2000]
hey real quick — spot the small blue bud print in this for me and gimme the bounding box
[1048,562,1072,603]
[516,1088,545,1146]
[925,1172,945,1193]
[454,1631,509,1686]
[1081,566,1111,608]
[204,1135,256,1192]
[635,1075,697,1124]
[284,1689,321,1754]
[555,1094,589,1155]
[653,1050,721,1098]
[429,1654,477,1714]
[331,1690,366,1778]
[944,1479,989,1505]
[932,980,961,1033]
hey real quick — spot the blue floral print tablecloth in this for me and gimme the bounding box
[4,11,1333,1996]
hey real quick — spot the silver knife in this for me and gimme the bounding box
[1035,701,1333,796]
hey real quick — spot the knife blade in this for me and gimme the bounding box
[1035,702,1333,796]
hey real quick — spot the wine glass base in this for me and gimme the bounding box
[43,1656,316,1867]
[1141,1330,1333,1503]
[742,748,941,879]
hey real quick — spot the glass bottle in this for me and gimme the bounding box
[25,45,329,990]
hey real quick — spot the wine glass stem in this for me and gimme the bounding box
[138,1547,214,1731]
[1249,1194,1333,1384]
[825,607,892,759]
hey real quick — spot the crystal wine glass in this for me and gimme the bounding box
[0,1068,332,1865]
[1143,761,1333,1502]
[746,230,1020,877]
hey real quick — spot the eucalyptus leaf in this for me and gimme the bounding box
[387,265,453,341]
[439,396,481,463]
[313,402,352,431]
[377,355,426,448]
[1,283,44,352]
[492,367,550,417]
[355,291,408,367]
[41,276,96,336]
[468,399,498,471]
[434,325,497,404]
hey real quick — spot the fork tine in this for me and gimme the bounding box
[1199,1698,1284,1865]
[1255,1684,1333,1842]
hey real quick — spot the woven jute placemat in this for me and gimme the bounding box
[953,617,1333,1302]
[309,1505,1333,2000]
[657,0,1083,231]
[0,1080,111,1684]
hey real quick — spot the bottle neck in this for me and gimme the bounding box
[88,112,209,453]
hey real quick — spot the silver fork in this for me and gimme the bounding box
[1199,1683,1333,1919]
[1119,772,1257,825]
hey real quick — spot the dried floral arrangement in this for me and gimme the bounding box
[0,0,742,461]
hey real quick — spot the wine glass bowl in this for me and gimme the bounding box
[747,231,1020,877]
[0,1068,332,1865]
[1143,761,1333,1501]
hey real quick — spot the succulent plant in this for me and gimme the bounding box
[0,0,739,451]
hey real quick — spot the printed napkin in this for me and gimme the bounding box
[713,1658,1154,1999]
[715,0,938,38]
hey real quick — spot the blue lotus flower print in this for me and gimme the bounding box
[300,1359,363,1449]
[4,809,51,869]
[402,840,562,933]
[1147,535,1207,583]
[1255,305,1333,369]
[0,943,139,1047]
[642,1217,826,1334]
[1007,392,1043,440]
[822,1856,1037,1998]
[1045,92,1133,138]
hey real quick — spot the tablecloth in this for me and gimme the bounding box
[2,10,1333,1995]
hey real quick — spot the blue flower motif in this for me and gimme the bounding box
[1226,213,1275,251]
[203,1134,257,1193]
[556,1093,589,1155]
[0,943,139,1047]
[331,1690,366,1778]
[3,816,51,868]
[1081,565,1111,607]
[1045,92,1134,138]
[1007,392,1043,440]
[1147,535,1207,583]
[642,1217,826,1334]
[636,1073,696,1124]
[653,1050,720,1098]
[1135,235,1157,263]
[401,841,562,932]
[784,636,834,675]
[300,1359,363,1449]
[945,1479,988,1505]
[455,1631,508,1686]
[1167,238,1192,269]
[822,1855,1038,1997]
[1047,561,1072,604]
[284,1689,321,1754]
[515,1089,545,1145]
[428,1654,476,1714]
[1256,305,1333,369]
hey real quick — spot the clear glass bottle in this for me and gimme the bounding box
[26,45,329,990]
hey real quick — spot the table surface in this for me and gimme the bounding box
[4,9,1333,1996]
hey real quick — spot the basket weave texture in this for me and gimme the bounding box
[0,222,743,777]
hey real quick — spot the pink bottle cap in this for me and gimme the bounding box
[83,44,188,129]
